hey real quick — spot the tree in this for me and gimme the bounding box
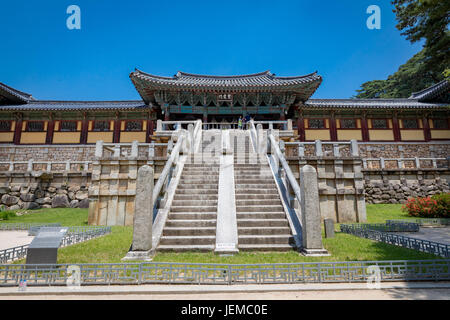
[355,0,449,98]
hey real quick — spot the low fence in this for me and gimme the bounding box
[0,223,61,231]
[352,222,420,232]
[387,218,450,227]
[340,224,449,258]
[0,259,448,286]
[0,226,111,264]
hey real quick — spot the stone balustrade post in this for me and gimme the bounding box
[314,140,323,157]
[123,165,154,261]
[415,157,420,168]
[298,143,305,157]
[287,119,293,131]
[156,120,162,132]
[299,165,329,256]
[350,139,359,157]
[27,159,33,172]
[380,157,385,169]
[333,144,340,157]
[131,140,139,158]
[95,140,104,158]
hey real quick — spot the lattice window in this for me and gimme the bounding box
[433,119,448,129]
[340,119,356,129]
[309,119,325,129]
[402,119,418,129]
[27,121,44,132]
[0,121,11,131]
[60,121,77,132]
[93,121,110,132]
[125,121,142,132]
[372,119,387,129]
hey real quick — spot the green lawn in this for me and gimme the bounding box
[3,204,441,264]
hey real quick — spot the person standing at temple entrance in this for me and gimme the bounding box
[238,117,243,130]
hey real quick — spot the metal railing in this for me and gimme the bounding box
[0,259,448,286]
[341,224,449,258]
[0,226,111,264]
[0,223,61,231]
[362,157,448,170]
[387,218,450,227]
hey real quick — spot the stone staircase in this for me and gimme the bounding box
[157,131,221,252]
[232,130,295,251]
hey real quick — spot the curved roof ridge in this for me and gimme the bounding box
[274,71,319,80]
[132,69,175,80]
[0,82,35,102]
[177,70,271,79]
[409,79,449,101]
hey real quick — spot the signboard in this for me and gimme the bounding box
[217,93,232,103]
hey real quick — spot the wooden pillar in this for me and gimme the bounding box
[422,113,431,142]
[13,113,23,145]
[297,106,305,142]
[361,113,369,142]
[392,112,401,142]
[113,113,121,143]
[329,111,337,141]
[146,111,154,143]
[80,113,89,144]
[45,113,54,144]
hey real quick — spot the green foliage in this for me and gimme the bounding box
[0,211,16,221]
[355,0,449,98]
[401,193,450,218]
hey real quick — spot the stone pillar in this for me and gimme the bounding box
[123,165,154,261]
[299,165,329,256]
[257,124,265,154]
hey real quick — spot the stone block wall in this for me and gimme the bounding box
[363,169,450,204]
[0,172,90,211]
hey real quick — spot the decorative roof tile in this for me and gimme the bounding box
[305,98,448,109]
[0,82,34,104]
[409,80,450,102]
[0,100,148,111]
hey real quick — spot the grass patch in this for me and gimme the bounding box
[4,204,441,264]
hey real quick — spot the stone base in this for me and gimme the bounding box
[214,244,239,255]
[300,248,330,257]
[121,250,155,261]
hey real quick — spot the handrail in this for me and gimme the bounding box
[269,134,302,216]
[249,120,258,152]
[152,134,184,209]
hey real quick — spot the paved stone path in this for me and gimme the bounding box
[398,226,450,245]
[0,231,34,250]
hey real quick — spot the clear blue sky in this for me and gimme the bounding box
[0,0,423,101]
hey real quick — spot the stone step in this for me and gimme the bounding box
[236,205,284,212]
[235,179,275,184]
[170,206,217,213]
[165,219,216,228]
[173,194,218,201]
[236,199,281,206]
[157,244,215,252]
[169,212,216,220]
[171,200,218,206]
[184,164,220,168]
[235,184,277,189]
[235,194,280,200]
[235,189,279,195]
[234,175,274,179]
[237,219,289,227]
[179,179,219,184]
[177,184,218,189]
[237,212,286,219]
[238,227,292,235]
[175,189,218,195]
[238,244,296,251]
[163,227,216,236]
[238,235,295,245]
[159,235,215,245]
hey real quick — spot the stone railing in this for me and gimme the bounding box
[284,140,359,158]
[363,157,449,170]
[267,132,328,255]
[0,160,93,173]
[254,120,291,130]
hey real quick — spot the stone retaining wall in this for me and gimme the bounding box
[0,184,89,211]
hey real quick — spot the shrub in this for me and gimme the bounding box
[402,193,450,218]
[0,211,16,221]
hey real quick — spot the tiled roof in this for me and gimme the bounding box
[130,69,323,104]
[0,82,34,104]
[409,80,450,102]
[305,98,448,109]
[0,100,148,111]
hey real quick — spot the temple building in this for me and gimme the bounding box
[0,70,449,145]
